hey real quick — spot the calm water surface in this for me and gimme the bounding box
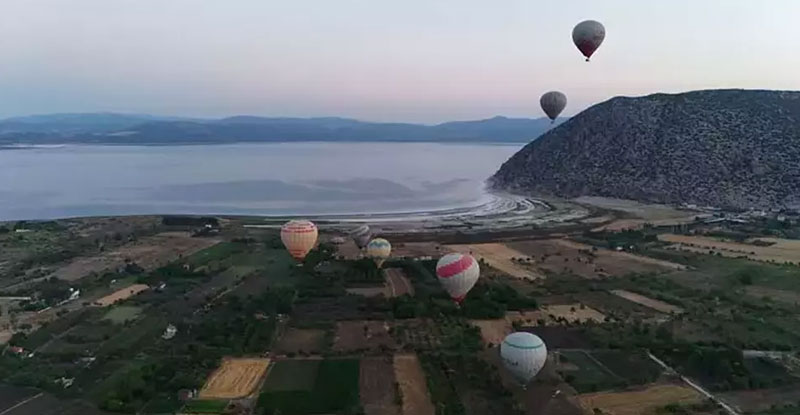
[0,142,522,220]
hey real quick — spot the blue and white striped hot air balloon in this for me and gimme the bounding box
[500,332,548,387]
[366,238,391,268]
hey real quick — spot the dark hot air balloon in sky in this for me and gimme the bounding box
[572,20,605,61]
[540,91,567,122]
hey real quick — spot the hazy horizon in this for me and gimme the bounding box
[4,0,800,123]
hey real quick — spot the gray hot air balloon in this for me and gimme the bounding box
[572,20,605,61]
[349,225,372,250]
[540,91,567,122]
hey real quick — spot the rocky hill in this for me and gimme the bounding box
[490,89,800,210]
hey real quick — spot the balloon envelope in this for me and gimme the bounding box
[366,238,391,268]
[540,91,567,121]
[435,253,479,303]
[281,220,318,261]
[500,332,548,385]
[572,20,605,61]
[349,225,372,249]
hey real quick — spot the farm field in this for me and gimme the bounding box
[48,232,219,281]
[659,234,800,264]
[610,289,684,314]
[574,196,697,220]
[508,238,683,279]
[335,239,363,259]
[470,318,512,345]
[198,357,271,399]
[346,286,386,297]
[384,268,414,297]
[94,284,149,306]
[273,328,326,354]
[262,359,321,392]
[258,358,360,414]
[333,320,395,353]
[574,291,664,322]
[525,327,593,349]
[745,286,800,305]
[102,305,143,324]
[360,357,401,415]
[390,242,441,258]
[719,385,800,413]
[181,399,229,414]
[393,353,435,415]
[543,304,606,323]
[558,350,623,393]
[5,213,800,415]
[0,385,41,413]
[589,350,664,386]
[446,243,543,280]
[577,383,702,415]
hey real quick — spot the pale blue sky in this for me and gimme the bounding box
[2,0,799,123]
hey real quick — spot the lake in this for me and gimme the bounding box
[0,142,522,221]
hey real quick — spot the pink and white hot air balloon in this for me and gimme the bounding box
[436,253,480,303]
[281,220,318,261]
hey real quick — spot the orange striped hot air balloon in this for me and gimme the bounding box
[280,220,318,261]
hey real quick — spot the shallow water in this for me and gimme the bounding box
[0,142,522,221]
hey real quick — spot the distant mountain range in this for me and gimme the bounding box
[0,113,564,144]
[490,89,800,210]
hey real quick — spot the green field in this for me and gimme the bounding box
[590,350,663,386]
[182,399,229,414]
[258,359,360,414]
[186,242,244,267]
[102,305,143,324]
[262,359,320,391]
[558,350,624,393]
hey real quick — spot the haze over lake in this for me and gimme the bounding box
[0,142,522,221]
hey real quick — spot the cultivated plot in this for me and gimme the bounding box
[610,290,684,314]
[389,242,442,258]
[720,384,800,414]
[542,304,606,323]
[262,359,320,392]
[198,357,271,399]
[334,320,395,353]
[384,268,414,297]
[47,232,219,281]
[660,234,800,264]
[259,358,360,415]
[577,383,702,415]
[393,353,435,415]
[273,328,326,355]
[446,243,543,280]
[94,284,149,306]
[470,318,512,345]
[360,356,401,415]
[102,305,143,324]
[509,239,684,279]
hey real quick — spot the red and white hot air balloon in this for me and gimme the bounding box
[281,220,318,261]
[435,253,480,303]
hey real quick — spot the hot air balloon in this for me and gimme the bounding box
[540,91,567,122]
[435,253,479,303]
[281,220,318,261]
[572,20,605,61]
[500,332,548,387]
[366,238,391,268]
[349,225,372,250]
